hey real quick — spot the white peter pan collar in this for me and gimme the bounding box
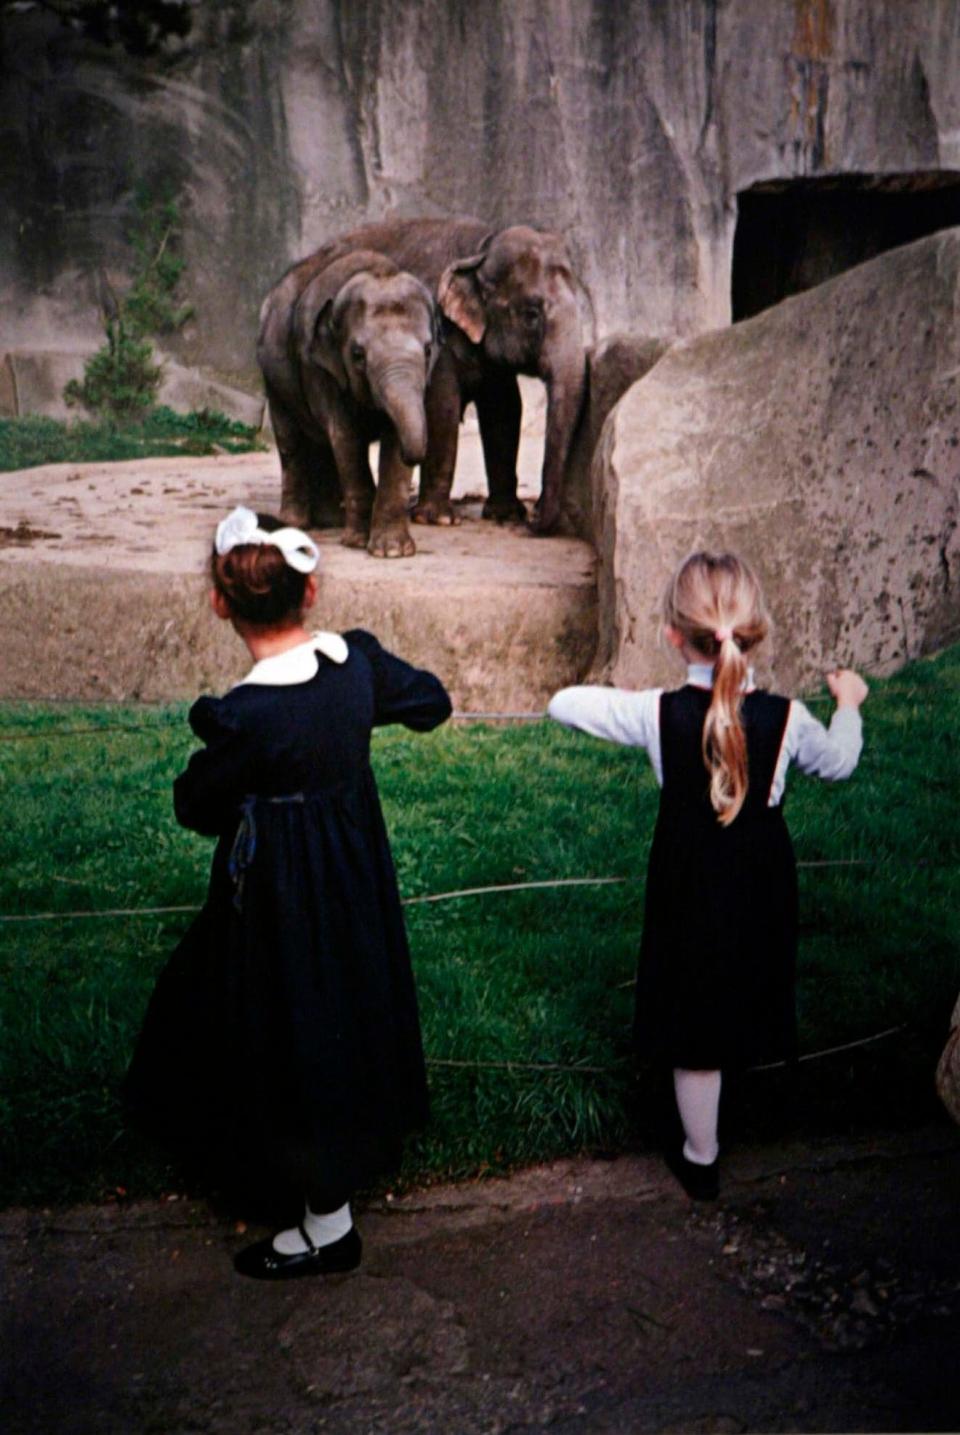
[687,661,757,692]
[237,631,348,687]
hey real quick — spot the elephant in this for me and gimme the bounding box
[257,249,439,557]
[290,219,588,535]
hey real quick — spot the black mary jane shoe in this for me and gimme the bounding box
[233,1224,362,1281]
[665,1149,719,1202]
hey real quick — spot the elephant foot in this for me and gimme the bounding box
[482,495,529,525]
[309,499,345,530]
[527,498,562,536]
[340,525,370,550]
[368,522,416,559]
[412,496,461,527]
[278,501,312,529]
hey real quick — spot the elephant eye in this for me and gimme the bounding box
[351,344,366,368]
[521,304,542,327]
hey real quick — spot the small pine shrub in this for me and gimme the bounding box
[64,187,191,423]
[64,320,162,421]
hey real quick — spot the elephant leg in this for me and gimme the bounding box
[327,422,375,548]
[270,397,343,529]
[412,350,461,527]
[369,434,416,558]
[475,375,528,524]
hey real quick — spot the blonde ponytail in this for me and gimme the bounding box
[703,634,749,825]
[662,553,770,826]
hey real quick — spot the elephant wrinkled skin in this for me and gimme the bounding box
[257,249,438,557]
[296,219,588,535]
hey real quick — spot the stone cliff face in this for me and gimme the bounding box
[2,1,959,371]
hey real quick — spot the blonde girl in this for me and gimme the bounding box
[548,551,867,1200]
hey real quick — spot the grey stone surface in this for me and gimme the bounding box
[2,2,959,372]
[590,229,960,695]
[0,350,264,426]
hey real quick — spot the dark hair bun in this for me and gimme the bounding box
[210,512,311,626]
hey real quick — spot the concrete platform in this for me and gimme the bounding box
[0,437,597,710]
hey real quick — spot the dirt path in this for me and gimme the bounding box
[4,1122,960,1434]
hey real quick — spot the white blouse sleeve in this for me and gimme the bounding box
[547,685,661,751]
[786,701,863,781]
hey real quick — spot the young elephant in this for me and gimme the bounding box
[257,250,439,557]
[293,219,588,535]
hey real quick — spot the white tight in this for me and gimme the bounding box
[673,1068,722,1165]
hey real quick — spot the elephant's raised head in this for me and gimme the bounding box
[306,252,440,467]
[437,226,581,373]
[438,226,587,533]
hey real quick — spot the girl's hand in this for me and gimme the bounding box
[826,668,869,709]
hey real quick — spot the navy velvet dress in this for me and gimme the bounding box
[634,686,798,1070]
[124,629,451,1201]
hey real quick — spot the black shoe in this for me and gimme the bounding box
[233,1224,362,1280]
[665,1149,719,1202]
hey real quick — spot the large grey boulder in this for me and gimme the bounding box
[592,229,960,695]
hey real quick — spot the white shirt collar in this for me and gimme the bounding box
[237,631,348,687]
[687,661,756,692]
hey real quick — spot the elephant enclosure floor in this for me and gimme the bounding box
[0,433,597,712]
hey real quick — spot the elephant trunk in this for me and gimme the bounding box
[537,339,587,533]
[373,365,429,468]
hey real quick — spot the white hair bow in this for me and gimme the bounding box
[214,506,319,574]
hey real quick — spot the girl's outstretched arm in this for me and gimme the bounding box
[789,669,868,782]
[547,685,661,750]
[347,629,452,731]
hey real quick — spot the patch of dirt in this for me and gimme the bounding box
[0,519,60,546]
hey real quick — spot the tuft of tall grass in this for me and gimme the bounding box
[1,647,958,1206]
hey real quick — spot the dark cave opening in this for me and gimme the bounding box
[732,173,960,321]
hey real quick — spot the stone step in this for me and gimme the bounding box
[0,449,596,711]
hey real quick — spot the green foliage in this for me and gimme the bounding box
[64,320,162,421]
[64,187,192,421]
[0,408,262,472]
[122,186,194,338]
[0,649,958,1206]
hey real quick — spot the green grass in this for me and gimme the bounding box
[1,650,958,1206]
[0,407,263,472]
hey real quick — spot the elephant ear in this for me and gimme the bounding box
[438,238,494,346]
[309,299,348,389]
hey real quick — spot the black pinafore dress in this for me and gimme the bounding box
[634,685,798,1070]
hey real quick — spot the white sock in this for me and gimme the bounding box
[272,1200,353,1255]
[673,1068,722,1165]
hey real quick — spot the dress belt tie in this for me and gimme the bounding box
[228,793,306,913]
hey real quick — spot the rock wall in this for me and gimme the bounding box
[590,229,960,695]
[2,1,960,373]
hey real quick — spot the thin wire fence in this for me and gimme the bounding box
[0,690,850,744]
[0,704,940,1086]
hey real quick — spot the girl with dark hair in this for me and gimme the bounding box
[125,507,451,1278]
[548,551,868,1200]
